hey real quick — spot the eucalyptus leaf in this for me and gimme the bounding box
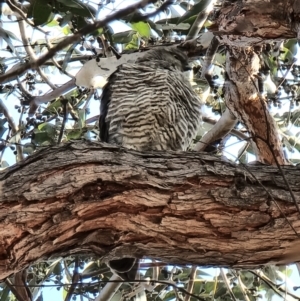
[131,21,151,38]
[0,285,10,301]
[27,0,54,26]
[113,30,136,44]
[56,0,96,17]
[81,261,99,275]
[32,131,55,145]
[177,0,212,24]
[66,129,83,140]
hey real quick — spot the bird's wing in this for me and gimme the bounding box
[99,63,202,151]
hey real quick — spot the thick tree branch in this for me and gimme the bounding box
[0,141,300,280]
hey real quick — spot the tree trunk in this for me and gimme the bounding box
[0,141,300,280]
[211,0,292,164]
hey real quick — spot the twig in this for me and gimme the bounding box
[234,271,251,301]
[5,278,28,301]
[65,257,80,301]
[0,0,164,83]
[220,268,237,301]
[184,266,197,301]
[195,108,237,151]
[200,36,220,79]
[32,78,76,105]
[0,99,24,161]
[18,19,56,90]
[44,35,75,79]
[57,98,68,144]
[7,0,49,34]
[186,0,215,40]
[250,270,300,300]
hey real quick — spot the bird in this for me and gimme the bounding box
[99,46,202,280]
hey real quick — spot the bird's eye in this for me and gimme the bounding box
[173,55,179,60]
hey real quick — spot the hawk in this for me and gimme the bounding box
[99,46,202,279]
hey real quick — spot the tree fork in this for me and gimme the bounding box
[0,141,299,280]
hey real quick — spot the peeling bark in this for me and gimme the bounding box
[0,141,300,280]
[224,47,286,165]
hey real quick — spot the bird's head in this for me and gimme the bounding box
[138,47,191,72]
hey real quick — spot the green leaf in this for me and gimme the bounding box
[81,261,99,275]
[177,0,212,24]
[23,143,36,155]
[38,122,56,133]
[62,43,78,71]
[125,33,140,50]
[284,38,298,57]
[33,123,57,145]
[32,131,55,145]
[56,0,96,17]
[77,109,86,129]
[0,285,10,301]
[1,29,20,43]
[131,22,151,38]
[27,0,54,26]
[113,30,136,44]
[45,259,63,276]
[46,19,60,27]
[43,99,62,116]
[66,129,82,140]
[62,26,72,36]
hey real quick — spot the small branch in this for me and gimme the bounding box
[250,270,300,300]
[5,278,28,301]
[95,274,122,301]
[0,0,164,83]
[200,36,220,79]
[65,257,80,301]
[32,78,76,105]
[44,35,75,79]
[195,108,238,151]
[220,268,237,301]
[235,271,251,301]
[186,0,215,40]
[184,266,197,301]
[7,0,48,34]
[18,19,56,90]
[57,99,68,144]
[0,99,24,161]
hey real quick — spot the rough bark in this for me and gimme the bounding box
[215,0,298,46]
[224,47,286,165]
[200,0,291,165]
[0,141,300,281]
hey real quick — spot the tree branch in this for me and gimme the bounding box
[0,141,300,280]
[0,0,160,83]
[0,99,24,161]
